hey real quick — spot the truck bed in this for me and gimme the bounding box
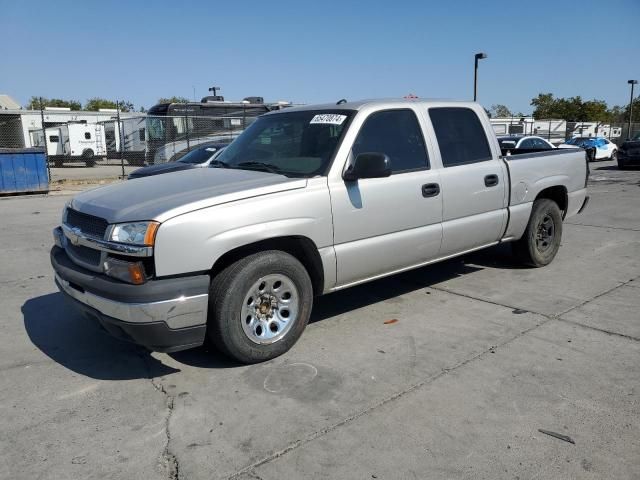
[501,149,589,241]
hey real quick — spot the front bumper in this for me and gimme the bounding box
[51,246,209,352]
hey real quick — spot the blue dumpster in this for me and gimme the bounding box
[0,148,49,194]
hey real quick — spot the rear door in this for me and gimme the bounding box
[427,107,507,256]
[329,108,443,287]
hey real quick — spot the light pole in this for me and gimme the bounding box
[627,80,638,140]
[473,52,487,102]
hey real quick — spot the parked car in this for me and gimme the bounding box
[497,135,555,155]
[128,143,227,179]
[51,99,589,363]
[558,136,617,161]
[616,132,640,169]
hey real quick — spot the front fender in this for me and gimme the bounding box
[153,178,334,278]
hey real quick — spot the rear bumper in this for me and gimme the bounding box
[51,246,209,352]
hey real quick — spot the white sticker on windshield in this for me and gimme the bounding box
[310,114,347,125]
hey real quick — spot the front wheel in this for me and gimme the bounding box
[207,250,313,364]
[513,198,563,267]
[610,150,618,162]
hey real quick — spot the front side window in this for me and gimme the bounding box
[429,107,492,167]
[49,135,59,143]
[351,109,429,173]
[216,110,353,177]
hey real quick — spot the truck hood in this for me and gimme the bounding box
[70,168,307,224]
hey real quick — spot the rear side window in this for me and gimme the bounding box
[49,135,59,143]
[429,108,492,167]
[352,109,429,173]
[84,132,91,140]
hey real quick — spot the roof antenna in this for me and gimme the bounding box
[336,99,347,105]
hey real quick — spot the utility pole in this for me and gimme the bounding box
[39,97,51,180]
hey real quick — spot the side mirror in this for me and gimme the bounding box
[343,152,391,181]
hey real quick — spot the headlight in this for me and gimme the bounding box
[109,221,159,245]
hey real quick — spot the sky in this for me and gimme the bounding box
[1,0,639,114]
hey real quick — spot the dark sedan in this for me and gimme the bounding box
[128,143,228,179]
[617,132,640,169]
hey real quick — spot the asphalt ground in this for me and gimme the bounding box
[1,159,638,479]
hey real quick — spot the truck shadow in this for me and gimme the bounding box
[23,244,520,374]
[22,293,181,380]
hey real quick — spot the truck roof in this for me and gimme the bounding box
[265,98,477,114]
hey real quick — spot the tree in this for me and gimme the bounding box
[157,96,190,104]
[530,93,614,121]
[530,93,556,118]
[27,96,81,111]
[490,104,513,118]
[84,98,134,112]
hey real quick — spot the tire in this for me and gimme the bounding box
[513,198,563,267]
[82,149,96,167]
[617,160,626,170]
[53,158,63,168]
[610,150,618,162]
[207,250,313,364]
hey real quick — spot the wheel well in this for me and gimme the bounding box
[535,186,568,217]
[210,236,325,296]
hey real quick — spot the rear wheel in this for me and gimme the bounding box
[82,149,96,167]
[207,250,313,364]
[513,198,563,267]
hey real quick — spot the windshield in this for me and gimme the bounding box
[178,146,221,164]
[633,132,640,141]
[146,117,165,141]
[215,110,353,177]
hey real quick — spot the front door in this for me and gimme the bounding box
[328,108,443,288]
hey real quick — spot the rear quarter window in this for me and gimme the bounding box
[429,107,492,167]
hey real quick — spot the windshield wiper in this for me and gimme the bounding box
[236,161,284,175]
[209,159,230,168]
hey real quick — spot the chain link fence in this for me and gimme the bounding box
[2,105,640,184]
[490,118,640,145]
[0,107,257,182]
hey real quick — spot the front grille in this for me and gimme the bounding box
[66,243,102,266]
[66,208,108,239]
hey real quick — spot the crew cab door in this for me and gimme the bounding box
[427,107,507,256]
[328,108,443,287]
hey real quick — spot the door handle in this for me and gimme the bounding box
[484,174,499,187]
[422,183,440,197]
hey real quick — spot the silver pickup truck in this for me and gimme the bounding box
[51,99,589,363]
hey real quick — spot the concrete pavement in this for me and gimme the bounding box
[1,160,638,479]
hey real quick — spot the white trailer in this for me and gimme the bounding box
[570,122,622,139]
[45,123,106,166]
[531,119,567,145]
[101,116,146,164]
[490,117,535,136]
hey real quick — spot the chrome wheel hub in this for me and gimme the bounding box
[535,214,555,252]
[241,274,299,345]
